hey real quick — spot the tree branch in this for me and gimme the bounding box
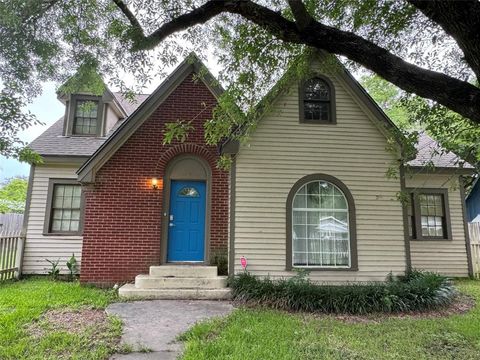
[226,1,480,123]
[408,0,480,81]
[111,0,144,33]
[297,21,480,123]
[287,0,313,30]
[113,0,229,51]
[142,1,230,50]
[111,0,480,124]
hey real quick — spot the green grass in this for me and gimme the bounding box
[0,277,121,360]
[0,250,18,280]
[180,280,480,360]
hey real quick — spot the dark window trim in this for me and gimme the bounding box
[399,164,412,272]
[43,178,85,236]
[286,173,358,271]
[66,94,105,137]
[406,188,452,241]
[299,75,337,125]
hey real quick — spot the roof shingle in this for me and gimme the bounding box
[408,132,474,169]
[29,93,146,157]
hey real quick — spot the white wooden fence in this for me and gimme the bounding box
[469,222,480,279]
[0,235,24,280]
[0,214,25,280]
[0,213,24,236]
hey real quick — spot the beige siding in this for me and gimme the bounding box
[406,173,469,277]
[234,72,406,282]
[104,103,120,134]
[23,165,83,274]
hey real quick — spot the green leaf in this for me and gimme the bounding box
[0,177,28,214]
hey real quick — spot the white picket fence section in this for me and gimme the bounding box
[0,213,24,236]
[0,214,25,280]
[469,222,480,279]
[0,236,24,280]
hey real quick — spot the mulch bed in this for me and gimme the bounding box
[235,293,475,323]
[329,294,475,324]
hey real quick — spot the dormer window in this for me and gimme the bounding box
[65,95,104,137]
[74,100,98,135]
[299,76,336,124]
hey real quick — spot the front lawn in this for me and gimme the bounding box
[181,280,480,359]
[0,278,121,360]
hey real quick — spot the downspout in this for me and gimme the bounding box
[228,157,236,276]
[399,164,412,273]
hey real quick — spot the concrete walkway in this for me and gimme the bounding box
[107,300,234,360]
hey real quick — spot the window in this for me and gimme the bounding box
[178,187,199,197]
[73,100,99,135]
[408,189,452,240]
[44,180,83,235]
[299,77,335,124]
[287,174,357,270]
[65,95,104,137]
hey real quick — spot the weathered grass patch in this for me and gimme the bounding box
[0,277,122,359]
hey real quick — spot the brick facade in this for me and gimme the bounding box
[80,73,229,285]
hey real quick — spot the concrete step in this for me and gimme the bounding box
[135,275,228,289]
[149,265,218,278]
[118,284,231,300]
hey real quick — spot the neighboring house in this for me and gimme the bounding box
[467,177,480,222]
[22,53,474,291]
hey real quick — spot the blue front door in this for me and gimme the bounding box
[167,180,206,262]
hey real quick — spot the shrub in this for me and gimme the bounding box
[45,259,60,280]
[229,270,456,314]
[210,250,228,276]
[66,253,79,281]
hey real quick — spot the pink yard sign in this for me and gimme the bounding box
[240,256,247,270]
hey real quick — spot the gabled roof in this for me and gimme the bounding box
[29,118,106,157]
[223,51,472,173]
[77,53,223,182]
[221,51,405,156]
[113,93,150,115]
[408,132,474,170]
[29,92,147,158]
[30,51,472,175]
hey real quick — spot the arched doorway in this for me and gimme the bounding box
[161,155,212,263]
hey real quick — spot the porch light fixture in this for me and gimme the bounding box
[151,178,159,189]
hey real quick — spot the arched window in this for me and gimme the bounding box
[300,77,335,124]
[286,174,357,270]
[178,187,200,197]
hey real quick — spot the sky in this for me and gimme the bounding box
[0,83,64,181]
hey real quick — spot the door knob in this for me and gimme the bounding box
[169,223,175,227]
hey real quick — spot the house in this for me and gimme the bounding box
[21,53,474,297]
[466,177,480,222]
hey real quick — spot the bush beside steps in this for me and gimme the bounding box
[229,270,457,314]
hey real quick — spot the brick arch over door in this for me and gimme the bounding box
[154,143,217,177]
